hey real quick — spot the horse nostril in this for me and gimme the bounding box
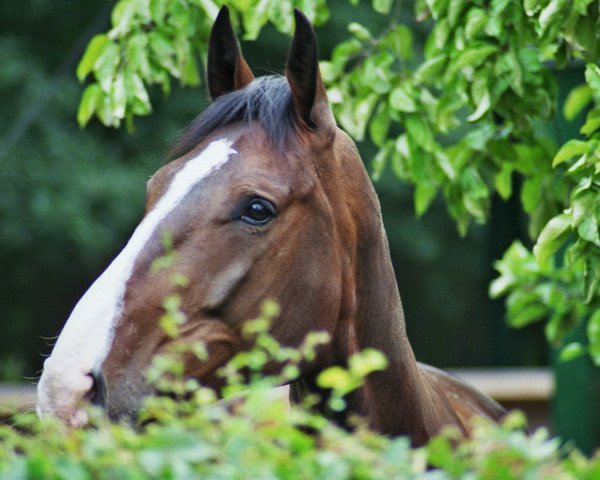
[89,369,107,408]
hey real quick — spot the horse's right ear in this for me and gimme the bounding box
[207,6,255,100]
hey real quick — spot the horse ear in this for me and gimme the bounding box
[286,9,334,129]
[207,6,255,100]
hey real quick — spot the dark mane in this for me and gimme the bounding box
[169,75,295,159]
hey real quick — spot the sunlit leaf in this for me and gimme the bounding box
[76,34,109,82]
[533,213,572,265]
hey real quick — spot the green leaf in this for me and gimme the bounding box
[241,0,270,40]
[454,45,497,70]
[110,0,137,36]
[349,348,388,377]
[347,22,371,41]
[494,163,513,200]
[580,111,600,136]
[268,0,294,33]
[94,41,121,93]
[588,310,600,366]
[110,72,127,120]
[415,183,438,216]
[585,63,600,91]
[316,366,355,393]
[405,114,435,151]
[489,272,515,298]
[414,55,447,84]
[369,102,391,147]
[578,215,600,246]
[553,140,588,166]
[559,342,586,362]
[563,84,593,121]
[381,25,413,60]
[150,0,169,23]
[352,94,378,141]
[465,8,487,39]
[389,83,417,112]
[467,89,491,122]
[126,34,150,77]
[533,213,572,265]
[76,34,109,82]
[539,0,566,32]
[77,83,103,127]
[372,0,393,14]
[508,292,548,328]
[435,151,457,181]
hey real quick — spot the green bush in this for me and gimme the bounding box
[2,302,599,479]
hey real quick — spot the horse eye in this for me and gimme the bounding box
[240,198,276,226]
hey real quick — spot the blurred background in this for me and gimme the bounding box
[1,0,596,452]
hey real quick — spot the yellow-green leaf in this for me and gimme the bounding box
[76,34,109,82]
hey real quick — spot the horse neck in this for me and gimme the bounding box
[342,217,449,443]
[296,154,457,444]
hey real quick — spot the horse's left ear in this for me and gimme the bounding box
[207,6,255,100]
[286,9,335,129]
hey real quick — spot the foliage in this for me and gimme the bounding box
[76,0,600,365]
[2,302,600,479]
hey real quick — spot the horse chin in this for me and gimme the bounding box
[99,378,152,424]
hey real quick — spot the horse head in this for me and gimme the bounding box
[37,7,504,444]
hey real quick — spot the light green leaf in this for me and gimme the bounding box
[349,349,388,377]
[77,83,103,127]
[381,25,413,60]
[372,0,393,14]
[553,140,588,166]
[467,89,491,122]
[564,84,593,121]
[588,310,600,366]
[489,272,515,298]
[465,8,487,39]
[435,151,457,181]
[405,114,435,151]
[94,41,121,93]
[76,34,109,82]
[317,366,355,393]
[580,112,600,136]
[389,84,417,112]
[454,45,497,70]
[111,72,127,120]
[348,22,372,41]
[539,0,566,32]
[150,0,169,23]
[414,55,447,84]
[559,342,586,362]
[352,94,378,141]
[494,163,513,200]
[415,183,438,216]
[371,141,393,181]
[369,102,391,147]
[110,0,137,37]
[241,0,270,40]
[533,213,572,265]
[578,215,600,246]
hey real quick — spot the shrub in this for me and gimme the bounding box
[2,302,599,479]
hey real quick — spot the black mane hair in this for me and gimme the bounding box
[169,75,296,159]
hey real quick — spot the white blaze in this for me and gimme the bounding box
[37,139,236,423]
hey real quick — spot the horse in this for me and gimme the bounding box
[37,7,505,446]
